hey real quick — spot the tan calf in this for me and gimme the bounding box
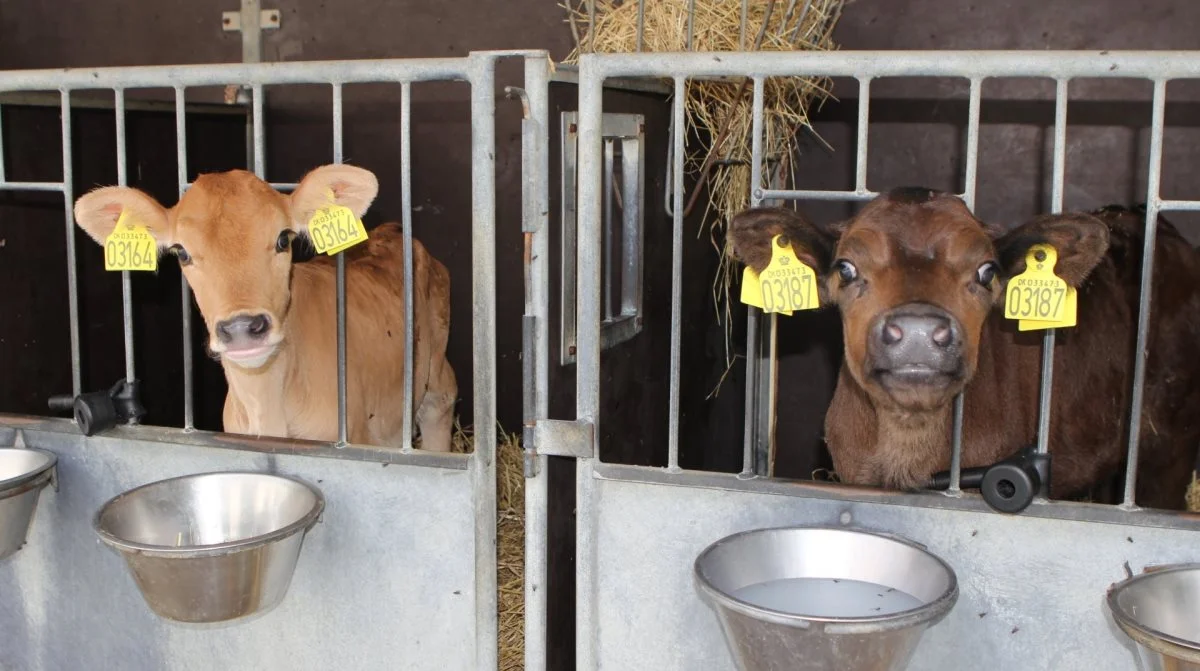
[73,164,457,452]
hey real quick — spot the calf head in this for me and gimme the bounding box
[730,188,1110,417]
[73,164,378,369]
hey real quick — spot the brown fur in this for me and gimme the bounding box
[72,165,457,452]
[730,189,1200,509]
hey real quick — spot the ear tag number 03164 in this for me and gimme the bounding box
[739,234,819,316]
[1003,243,1077,331]
[308,193,368,256]
[104,210,158,272]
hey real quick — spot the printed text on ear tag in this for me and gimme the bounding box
[308,203,368,255]
[104,210,158,272]
[738,234,819,316]
[1002,243,1077,331]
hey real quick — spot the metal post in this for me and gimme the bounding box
[400,81,416,453]
[60,90,81,398]
[667,77,685,473]
[332,82,348,447]
[745,76,767,476]
[175,86,194,430]
[114,89,137,406]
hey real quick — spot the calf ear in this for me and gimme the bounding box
[727,206,835,274]
[73,187,172,247]
[288,164,380,231]
[994,212,1110,287]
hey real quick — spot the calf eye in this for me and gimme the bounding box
[976,261,999,286]
[833,259,858,284]
[275,230,292,253]
[171,245,192,266]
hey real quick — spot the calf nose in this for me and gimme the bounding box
[216,313,272,344]
[878,313,957,351]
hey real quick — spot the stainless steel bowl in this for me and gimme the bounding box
[1108,564,1200,670]
[694,526,959,671]
[94,471,324,623]
[0,448,57,560]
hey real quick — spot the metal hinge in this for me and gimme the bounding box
[522,419,594,477]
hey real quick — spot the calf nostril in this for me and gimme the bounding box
[932,325,952,348]
[882,323,904,346]
[248,315,269,336]
[216,322,233,343]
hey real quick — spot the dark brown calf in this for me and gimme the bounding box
[729,188,1200,510]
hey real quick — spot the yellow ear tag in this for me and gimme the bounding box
[307,191,368,255]
[738,234,819,316]
[103,210,158,272]
[1002,243,1077,331]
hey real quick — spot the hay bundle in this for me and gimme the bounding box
[563,0,844,386]
[451,423,525,670]
[1187,471,1200,512]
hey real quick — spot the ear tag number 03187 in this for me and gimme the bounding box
[1003,243,1077,331]
[739,234,819,316]
[104,210,157,272]
[307,193,368,256]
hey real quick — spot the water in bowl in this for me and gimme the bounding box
[733,577,923,618]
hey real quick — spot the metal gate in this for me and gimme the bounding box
[0,50,552,671]
[524,50,1200,670]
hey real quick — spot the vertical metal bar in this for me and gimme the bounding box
[587,0,596,53]
[60,90,81,398]
[1123,78,1168,508]
[636,0,646,52]
[744,76,766,476]
[1034,79,1069,481]
[115,89,136,391]
[522,53,551,671]
[400,81,415,453]
[0,104,7,183]
[576,56,604,671]
[687,0,697,50]
[948,77,983,494]
[252,84,265,178]
[603,138,615,321]
[175,86,194,430]
[468,55,498,671]
[855,77,872,193]
[332,82,348,447]
[667,77,685,473]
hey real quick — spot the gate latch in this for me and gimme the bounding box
[523,419,594,476]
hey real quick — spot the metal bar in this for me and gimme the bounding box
[175,86,194,430]
[332,82,348,447]
[400,81,415,453]
[0,181,64,191]
[687,0,696,51]
[1034,79,1070,477]
[522,53,551,671]
[60,90,81,398]
[0,105,6,182]
[576,55,604,671]
[667,77,685,473]
[252,84,265,178]
[115,89,136,391]
[1156,199,1200,211]
[855,77,871,191]
[581,50,1200,81]
[588,0,596,53]
[636,0,645,53]
[758,188,877,201]
[740,0,749,51]
[789,0,814,44]
[745,76,767,477]
[765,313,778,476]
[948,77,984,494]
[1124,79,1168,509]
[603,138,614,321]
[468,55,498,671]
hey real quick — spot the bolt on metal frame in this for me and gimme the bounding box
[0,50,554,670]
[569,49,1200,668]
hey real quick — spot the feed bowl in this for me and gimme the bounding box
[1108,564,1200,670]
[94,471,324,623]
[694,526,959,671]
[0,448,57,560]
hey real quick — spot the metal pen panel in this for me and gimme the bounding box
[603,138,615,322]
[1124,78,1169,508]
[667,77,685,473]
[60,90,81,398]
[332,82,348,447]
[467,55,499,671]
[400,81,415,453]
[114,89,137,392]
[175,86,195,430]
[743,76,765,477]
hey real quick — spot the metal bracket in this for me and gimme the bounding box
[526,420,595,477]
[221,0,281,65]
